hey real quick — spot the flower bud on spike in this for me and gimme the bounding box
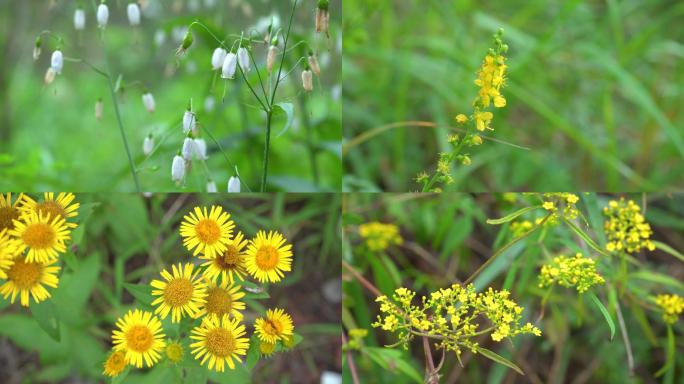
[308,52,321,76]
[176,28,193,56]
[316,0,330,37]
[302,68,313,92]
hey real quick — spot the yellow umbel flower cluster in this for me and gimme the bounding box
[603,198,655,253]
[106,204,296,377]
[358,222,403,252]
[538,253,605,293]
[540,193,580,221]
[0,193,79,308]
[372,285,540,357]
[654,294,684,325]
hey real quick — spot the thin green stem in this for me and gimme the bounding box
[270,0,298,105]
[260,111,273,192]
[422,125,472,192]
[248,48,270,103]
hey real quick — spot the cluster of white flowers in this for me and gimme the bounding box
[93,1,141,29]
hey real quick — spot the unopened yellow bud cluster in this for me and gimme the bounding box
[541,193,580,221]
[358,222,403,252]
[655,294,684,325]
[603,198,655,254]
[372,285,540,357]
[343,328,368,351]
[538,253,604,293]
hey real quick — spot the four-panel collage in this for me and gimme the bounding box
[0,1,683,383]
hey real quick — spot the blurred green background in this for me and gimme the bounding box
[0,193,342,383]
[343,0,684,192]
[0,0,341,192]
[342,193,684,383]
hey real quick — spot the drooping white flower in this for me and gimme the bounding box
[267,45,277,73]
[143,135,154,155]
[302,69,313,92]
[206,180,217,193]
[237,47,250,73]
[182,109,195,134]
[95,98,103,121]
[182,137,196,160]
[193,138,207,160]
[50,50,63,74]
[171,155,185,183]
[221,52,237,79]
[44,68,56,85]
[127,2,141,26]
[308,54,321,76]
[97,3,109,27]
[227,176,241,193]
[74,8,86,30]
[204,96,216,112]
[211,47,227,70]
[315,1,330,37]
[142,92,155,113]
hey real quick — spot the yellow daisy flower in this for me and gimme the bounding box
[190,315,249,372]
[259,340,276,357]
[112,309,166,368]
[200,231,249,283]
[165,341,185,364]
[254,308,294,344]
[102,350,127,377]
[0,193,28,231]
[245,231,293,283]
[195,279,246,321]
[151,263,206,323]
[0,257,60,307]
[0,229,19,279]
[180,206,235,258]
[10,210,71,263]
[20,192,80,229]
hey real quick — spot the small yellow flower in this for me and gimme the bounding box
[190,315,249,372]
[10,210,71,263]
[538,253,604,293]
[200,231,249,283]
[165,341,184,364]
[20,193,80,229]
[358,222,403,252]
[245,230,293,283]
[195,279,246,321]
[151,263,207,323]
[474,110,493,131]
[102,350,127,377]
[0,229,19,278]
[542,201,555,211]
[655,294,684,324]
[455,114,468,124]
[0,257,60,307]
[259,340,276,357]
[254,308,295,344]
[180,206,235,258]
[603,198,655,254]
[111,309,166,368]
[0,193,28,232]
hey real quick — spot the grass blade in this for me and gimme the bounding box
[589,292,615,340]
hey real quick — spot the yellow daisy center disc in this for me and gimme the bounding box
[0,206,19,231]
[163,278,194,307]
[255,246,279,270]
[36,201,67,221]
[205,328,235,358]
[263,319,283,336]
[205,287,233,316]
[166,343,183,362]
[7,259,42,289]
[126,325,153,352]
[195,219,221,244]
[217,245,240,269]
[22,222,56,249]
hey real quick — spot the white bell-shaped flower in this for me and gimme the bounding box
[182,137,196,161]
[211,47,227,70]
[206,180,218,193]
[302,69,313,92]
[193,138,207,160]
[237,47,250,73]
[127,3,141,26]
[221,52,237,79]
[44,68,56,85]
[227,176,241,193]
[142,92,155,113]
[51,50,63,74]
[74,8,86,30]
[171,155,185,183]
[308,54,321,76]
[143,135,154,155]
[97,3,109,27]
[182,109,195,134]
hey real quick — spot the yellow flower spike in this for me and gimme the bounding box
[111,309,166,368]
[194,279,246,321]
[180,205,235,258]
[10,210,71,263]
[254,308,295,344]
[20,193,80,229]
[0,257,60,307]
[245,230,293,283]
[0,193,29,232]
[151,263,207,323]
[102,350,127,377]
[190,315,249,372]
[200,231,249,283]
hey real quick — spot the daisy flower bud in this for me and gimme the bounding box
[206,180,217,193]
[142,91,155,113]
[143,134,154,155]
[74,7,86,30]
[171,154,185,183]
[182,108,195,134]
[95,98,103,121]
[227,176,241,193]
[127,2,141,26]
[50,50,63,74]
[97,2,109,28]
[44,68,56,85]
[182,137,195,161]
[176,29,193,56]
[211,47,227,70]
[302,68,313,92]
[308,52,321,76]
[221,51,237,79]
[266,45,278,73]
[33,37,42,61]
[193,138,207,160]
[316,0,330,37]
[237,46,250,73]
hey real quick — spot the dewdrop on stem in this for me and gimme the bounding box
[97,2,109,28]
[142,91,155,113]
[221,51,237,79]
[302,68,313,92]
[308,52,321,76]
[143,135,154,156]
[95,98,103,121]
[127,2,141,26]
[171,153,185,183]
[227,176,240,193]
[316,0,330,37]
[211,47,227,70]
[51,50,63,74]
[237,46,250,73]
[74,7,86,31]
[206,180,217,193]
[182,137,196,161]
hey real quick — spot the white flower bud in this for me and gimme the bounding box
[308,54,321,76]
[182,137,195,160]
[142,92,155,113]
[182,109,194,134]
[97,3,109,27]
[171,155,185,183]
[211,47,227,70]
[51,50,63,74]
[95,99,103,121]
[302,69,313,92]
[127,3,141,26]
[221,52,237,79]
[33,46,41,61]
[237,47,250,73]
[143,135,154,155]
[44,67,56,85]
[227,176,240,193]
[267,45,277,73]
[74,8,86,30]
[207,180,217,193]
[193,138,207,160]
